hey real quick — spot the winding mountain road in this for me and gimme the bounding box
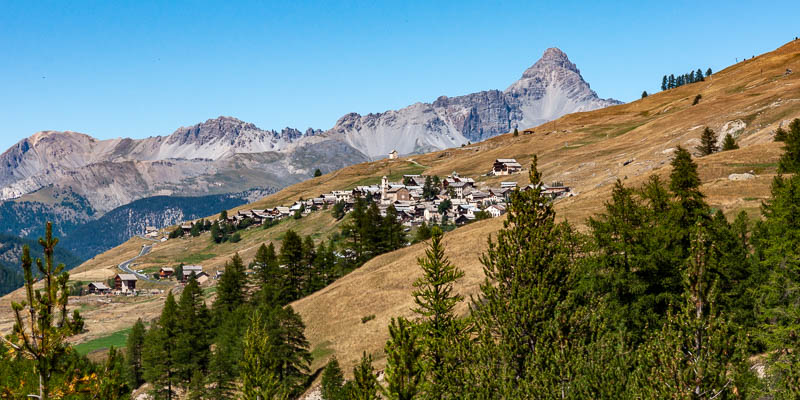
[118,244,154,281]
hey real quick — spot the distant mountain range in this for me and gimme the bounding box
[0,47,619,266]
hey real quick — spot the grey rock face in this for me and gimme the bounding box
[329,47,621,158]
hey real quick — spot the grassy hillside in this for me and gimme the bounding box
[3,39,800,375]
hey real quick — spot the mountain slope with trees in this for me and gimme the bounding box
[2,39,800,398]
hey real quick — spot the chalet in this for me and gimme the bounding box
[323,194,337,204]
[159,267,175,279]
[145,226,159,238]
[182,265,204,282]
[181,223,193,235]
[487,204,506,218]
[389,149,399,159]
[403,175,426,187]
[423,206,441,223]
[447,181,470,199]
[88,282,111,295]
[114,274,138,294]
[332,190,352,203]
[492,159,522,176]
[466,191,489,204]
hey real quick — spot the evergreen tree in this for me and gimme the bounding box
[342,197,368,264]
[220,209,228,221]
[661,75,668,91]
[669,74,676,89]
[670,146,707,228]
[332,201,347,220]
[214,253,247,316]
[696,68,705,81]
[349,352,379,400]
[2,222,84,400]
[775,126,788,142]
[470,156,590,396]
[513,127,519,137]
[190,222,200,237]
[641,90,648,98]
[174,276,211,383]
[240,311,286,400]
[414,222,432,243]
[412,225,466,398]
[314,168,323,177]
[634,226,750,398]
[260,305,312,397]
[382,205,407,252]
[253,243,282,303]
[321,356,347,400]
[281,230,305,302]
[143,291,179,399]
[696,127,719,156]
[422,176,436,201]
[721,133,739,150]
[126,318,146,389]
[210,221,224,244]
[706,67,713,77]
[383,317,423,400]
[778,119,800,173]
[207,305,250,399]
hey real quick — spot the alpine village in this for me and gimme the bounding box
[3,5,800,399]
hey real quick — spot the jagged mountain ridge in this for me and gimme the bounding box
[330,48,621,157]
[0,47,618,213]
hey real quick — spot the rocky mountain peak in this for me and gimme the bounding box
[519,47,579,79]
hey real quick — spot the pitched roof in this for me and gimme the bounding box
[89,282,110,290]
[117,274,138,281]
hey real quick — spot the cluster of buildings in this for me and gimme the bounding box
[223,158,573,228]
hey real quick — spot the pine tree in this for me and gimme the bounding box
[314,168,323,177]
[641,90,648,98]
[383,317,423,400]
[126,318,146,389]
[321,356,347,400]
[220,209,228,221]
[513,127,519,137]
[95,346,131,399]
[412,225,465,398]
[775,126,788,142]
[190,222,200,237]
[207,305,250,399]
[214,253,247,316]
[281,230,305,302]
[721,133,739,151]
[2,222,84,400]
[174,276,211,383]
[696,127,719,156]
[778,119,800,173]
[471,156,588,396]
[696,68,705,81]
[662,75,668,91]
[706,68,713,77]
[634,225,750,398]
[240,311,287,400]
[669,74,676,89]
[143,291,179,399]
[253,243,282,304]
[414,222,432,243]
[382,205,407,252]
[349,352,379,400]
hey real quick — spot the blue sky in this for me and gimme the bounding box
[1,1,799,151]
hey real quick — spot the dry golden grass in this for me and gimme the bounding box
[2,39,800,375]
